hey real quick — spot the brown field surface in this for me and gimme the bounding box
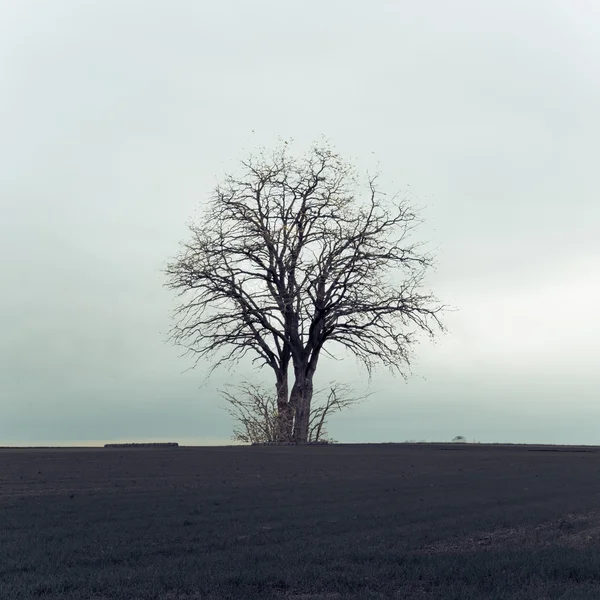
[3,442,600,599]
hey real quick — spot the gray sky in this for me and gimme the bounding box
[2,0,599,446]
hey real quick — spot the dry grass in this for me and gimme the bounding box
[412,510,600,555]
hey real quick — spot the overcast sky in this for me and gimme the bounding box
[2,0,599,447]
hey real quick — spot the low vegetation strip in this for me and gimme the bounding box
[251,441,330,446]
[103,442,179,448]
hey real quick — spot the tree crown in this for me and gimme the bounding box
[165,142,445,378]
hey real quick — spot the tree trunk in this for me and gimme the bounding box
[290,369,314,443]
[275,373,293,442]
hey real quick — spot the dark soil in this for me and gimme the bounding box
[2,442,600,599]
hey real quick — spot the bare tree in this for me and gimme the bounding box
[165,141,446,442]
[220,380,367,444]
